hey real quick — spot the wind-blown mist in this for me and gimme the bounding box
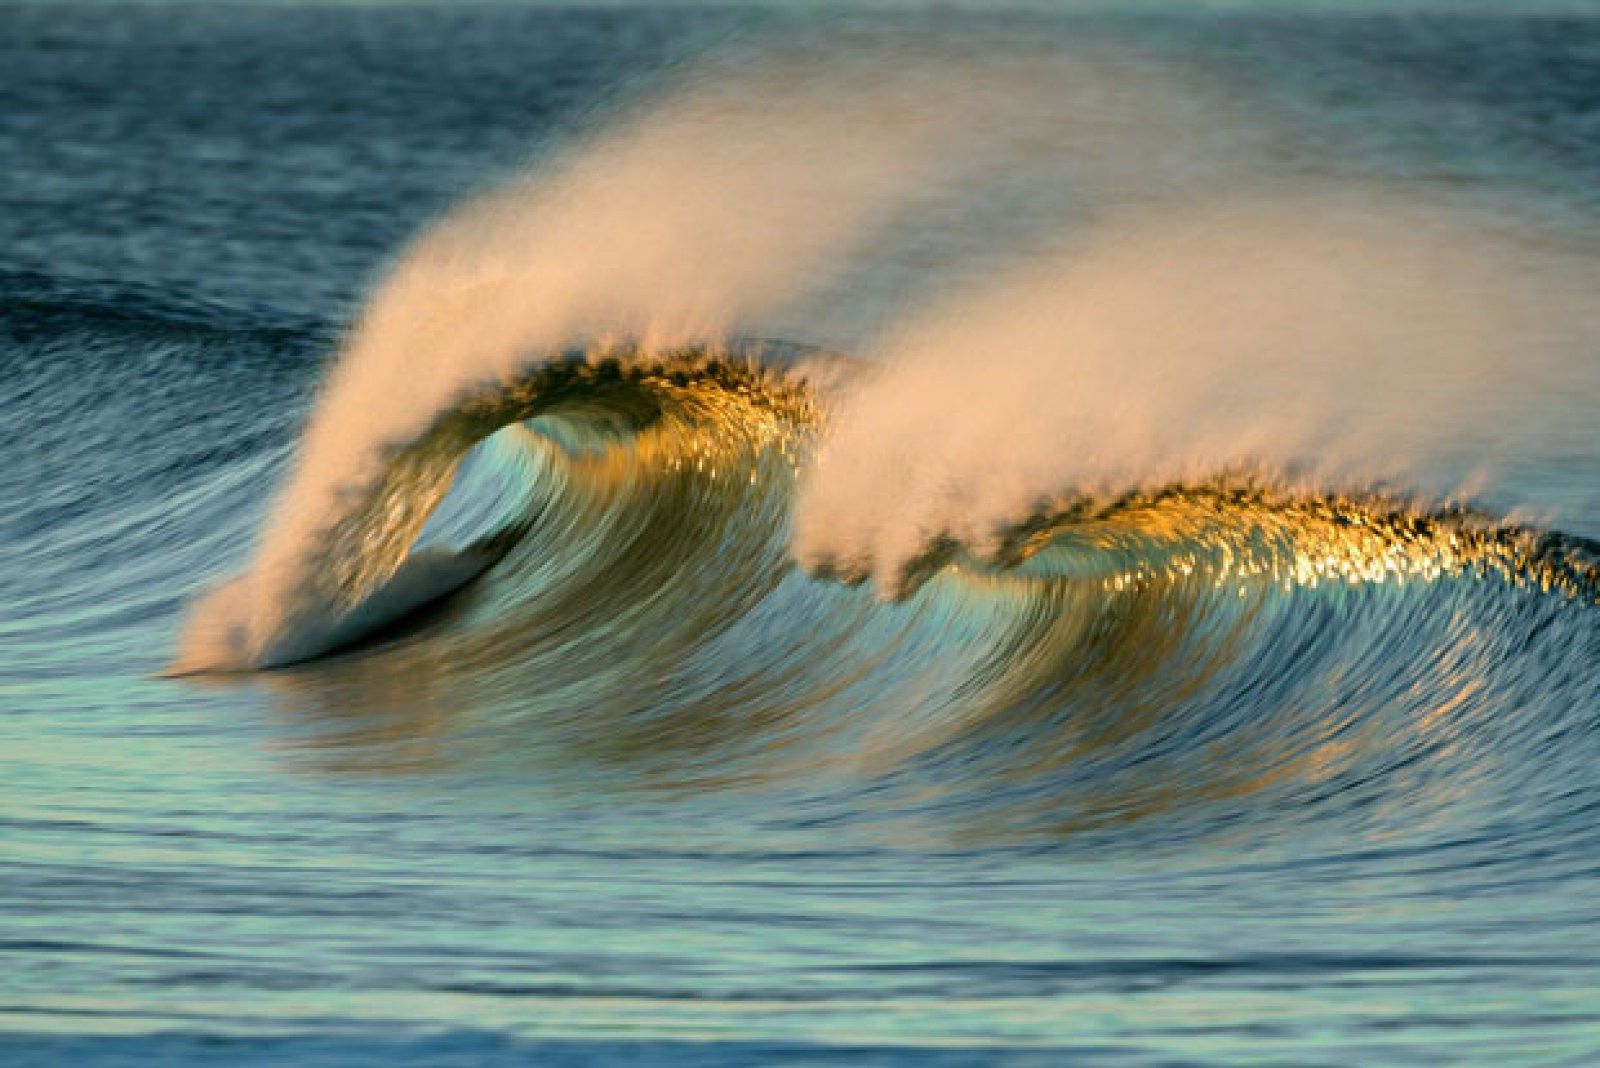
[794,197,1600,590]
[174,59,985,671]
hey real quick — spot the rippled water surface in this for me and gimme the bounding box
[5,4,1600,1064]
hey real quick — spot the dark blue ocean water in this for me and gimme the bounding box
[5,4,1600,1064]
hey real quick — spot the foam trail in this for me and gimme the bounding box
[175,60,981,671]
[794,194,1600,592]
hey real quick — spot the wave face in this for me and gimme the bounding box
[173,339,1600,851]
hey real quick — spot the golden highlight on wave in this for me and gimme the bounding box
[793,196,1600,589]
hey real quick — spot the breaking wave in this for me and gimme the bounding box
[171,41,1600,845]
[173,339,1600,845]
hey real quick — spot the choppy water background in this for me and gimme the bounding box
[5,4,1600,1064]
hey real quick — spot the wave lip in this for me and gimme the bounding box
[172,340,839,674]
[815,480,1600,606]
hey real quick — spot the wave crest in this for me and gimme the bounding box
[173,342,834,672]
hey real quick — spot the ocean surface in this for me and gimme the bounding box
[5,3,1600,1064]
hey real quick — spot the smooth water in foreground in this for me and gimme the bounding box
[5,5,1600,1064]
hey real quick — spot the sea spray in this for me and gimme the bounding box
[173,59,992,671]
[793,195,1600,593]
